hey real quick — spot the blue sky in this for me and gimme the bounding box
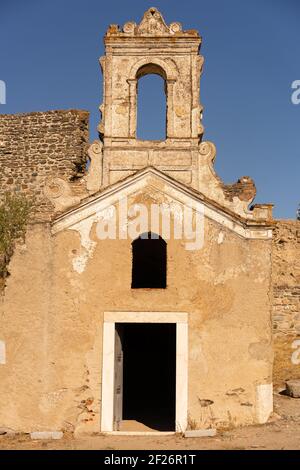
[0,0,299,219]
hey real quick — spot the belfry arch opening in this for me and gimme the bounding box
[136,64,167,141]
[131,232,167,289]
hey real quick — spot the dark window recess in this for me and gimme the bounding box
[131,232,167,288]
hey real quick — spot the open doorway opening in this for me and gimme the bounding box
[114,323,176,432]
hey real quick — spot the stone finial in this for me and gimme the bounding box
[106,7,199,37]
[136,7,172,35]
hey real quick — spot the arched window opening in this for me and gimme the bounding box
[131,232,167,289]
[136,67,167,141]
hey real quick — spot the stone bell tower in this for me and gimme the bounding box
[87,7,269,222]
[89,7,204,190]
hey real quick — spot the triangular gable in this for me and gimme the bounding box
[52,168,272,240]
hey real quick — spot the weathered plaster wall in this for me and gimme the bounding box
[0,191,273,433]
[272,220,300,387]
[0,7,277,435]
[0,110,89,220]
[0,225,53,430]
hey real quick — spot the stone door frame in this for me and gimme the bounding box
[101,311,188,433]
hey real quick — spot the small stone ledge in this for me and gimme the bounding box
[30,431,63,440]
[184,429,217,438]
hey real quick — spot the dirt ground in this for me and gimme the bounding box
[0,393,299,450]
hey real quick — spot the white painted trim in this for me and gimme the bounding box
[256,383,273,424]
[101,322,115,432]
[176,322,188,433]
[0,340,6,365]
[104,311,188,324]
[101,311,188,433]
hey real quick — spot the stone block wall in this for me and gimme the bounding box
[0,110,89,220]
[272,220,300,386]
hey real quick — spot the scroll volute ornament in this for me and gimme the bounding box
[169,22,182,34]
[199,141,217,163]
[123,22,136,34]
[44,177,81,212]
[86,140,103,194]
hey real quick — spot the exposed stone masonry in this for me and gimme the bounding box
[272,220,300,385]
[222,176,257,203]
[0,110,89,220]
[273,221,300,334]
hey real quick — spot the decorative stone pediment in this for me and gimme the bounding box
[52,168,272,241]
[137,7,170,35]
[106,7,199,37]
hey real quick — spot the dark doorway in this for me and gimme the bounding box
[131,233,167,289]
[120,323,176,431]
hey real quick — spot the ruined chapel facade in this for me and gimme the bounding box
[0,8,299,435]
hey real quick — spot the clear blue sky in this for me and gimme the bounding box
[0,0,299,219]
